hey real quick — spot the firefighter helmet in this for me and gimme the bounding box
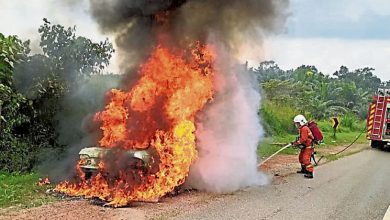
[294,115,307,126]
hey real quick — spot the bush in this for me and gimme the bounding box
[316,112,366,136]
[317,120,333,132]
[0,140,36,172]
[261,102,367,137]
[340,112,366,132]
[341,112,355,130]
[260,101,299,135]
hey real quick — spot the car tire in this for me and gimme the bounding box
[371,140,385,149]
[85,171,93,180]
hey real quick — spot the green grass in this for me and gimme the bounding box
[0,173,56,209]
[258,135,298,158]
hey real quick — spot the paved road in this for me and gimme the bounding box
[173,149,390,220]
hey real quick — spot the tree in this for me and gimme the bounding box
[333,66,381,93]
[0,33,35,171]
[261,79,308,108]
[383,80,390,88]
[0,19,115,172]
[257,61,383,122]
[292,65,319,82]
[14,19,115,96]
[306,81,348,119]
[252,61,290,82]
[38,19,114,83]
[23,20,114,149]
[337,82,370,118]
[0,33,30,136]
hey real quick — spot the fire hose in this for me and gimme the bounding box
[257,143,292,167]
[316,128,366,164]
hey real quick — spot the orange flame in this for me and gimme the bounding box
[38,177,51,186]
[55,42,215,206]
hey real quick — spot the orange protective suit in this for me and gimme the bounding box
[295,125,314,173]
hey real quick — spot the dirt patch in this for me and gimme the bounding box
[0,190,226,220]
[0,200,144,220]
[259,154,298,177]
[139,191,226,219]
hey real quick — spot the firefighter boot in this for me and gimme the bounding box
[304,172,313,179]
[297,165,307,174]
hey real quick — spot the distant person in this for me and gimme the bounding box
[292,115,314,179]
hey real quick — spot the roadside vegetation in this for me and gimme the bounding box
[0,20,115,174]
[253,61,383,157]
[0,20,116,209]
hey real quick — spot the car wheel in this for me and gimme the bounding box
[371,140,385,149]
[85,171,93,180]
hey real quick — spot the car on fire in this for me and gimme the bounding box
[78,146,156,179]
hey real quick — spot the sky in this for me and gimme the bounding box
[0,0,389,81]
[263,0,390,81]
[0,0,102,51]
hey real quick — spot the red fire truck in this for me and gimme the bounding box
[367,88,390,149]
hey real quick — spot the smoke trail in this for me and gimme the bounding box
[186,44,268,191]
[88,0,289,191]
[89,0,289,70]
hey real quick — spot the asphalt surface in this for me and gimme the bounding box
[173,149,390,220]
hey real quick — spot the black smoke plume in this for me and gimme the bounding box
[89,0,289,71]
[89,0,290,191]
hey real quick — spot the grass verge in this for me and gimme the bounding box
[0,173,56,209]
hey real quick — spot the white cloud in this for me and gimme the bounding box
[0,0,104,41]
[292,0,390,22]
[340,0,390,21]
[356,0,390,16]
[256,37,390,81]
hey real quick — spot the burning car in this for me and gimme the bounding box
[56,44,214,206]
[78,146,155,179]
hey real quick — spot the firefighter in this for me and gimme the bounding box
[292,115,314,179]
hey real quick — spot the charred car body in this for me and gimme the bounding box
[78,146,157,179]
